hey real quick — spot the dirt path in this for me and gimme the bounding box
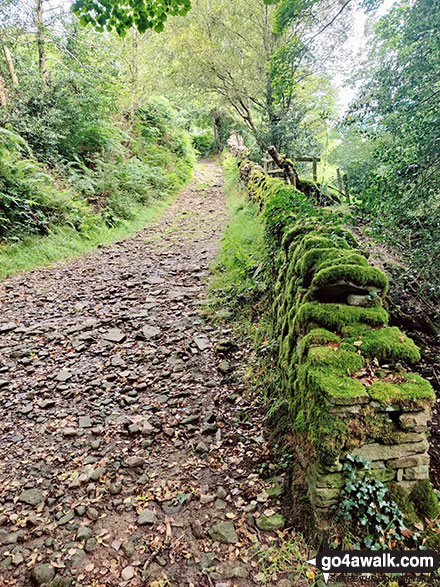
[0,161,292,587]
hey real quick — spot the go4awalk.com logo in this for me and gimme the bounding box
[306,537,439,584]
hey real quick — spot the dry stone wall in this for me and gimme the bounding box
[227,145,436,526]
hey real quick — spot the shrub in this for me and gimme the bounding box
[191,129,214,157]
[0,128,95,239]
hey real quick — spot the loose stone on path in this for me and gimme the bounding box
[0,161,289,586]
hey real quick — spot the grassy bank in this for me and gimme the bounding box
[0,98,196,279]
[209,154,266,309]
[0,190,181,278]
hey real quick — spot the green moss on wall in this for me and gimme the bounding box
[234,152,434,507]
[368,373,435,407]
[294,302,389,334]
[311,264,389,295]
[409,480,440,519]
[298,328,340,359]
[344,326,421,365]
[306,346,365,373]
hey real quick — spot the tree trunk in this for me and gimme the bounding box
[0,75,7,107]
[129,26,138,144]
[36,0,47,82]
[211,108,220,153]
[0,36,19,89]
[267,145,299,187]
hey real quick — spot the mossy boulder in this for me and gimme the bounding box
[311,264,389,301]
[298,328,340,360]
[409,479,440,519]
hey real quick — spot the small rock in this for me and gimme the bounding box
[141,326,161,340]
[58,511,75,525]
[121,566,135,581]
[194,336,209,351]
[56,369,72,382]
[31,563,56,585]
[19,489,44,506]
[0,321,17,333]
[256,513,285,531]
[103,328,126,343]
[216,487,227,499]
[208,521,238,544]
[141,421,154,435]
[180,414,199,425]
[109,482,122,495]
[85,537,96,553]
[225,566,249,579]
[122,541,135,558]
[90,467,106,481]
[87,507,99,520]
[215,339,237,354]
[200,494,215,505]
[12,552,24,566]
[76,526,93,541]
[217,361,232,374]
[75,505,86,516]
[137,509,156,525]
[195,441,208,453]
[70,548,86,568]
[79,416,91,428]
[125,456,144,468]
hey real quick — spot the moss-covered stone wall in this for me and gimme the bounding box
[230,149,435,526]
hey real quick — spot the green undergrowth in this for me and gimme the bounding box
[0,97,196,278]
[0,193,176,278]
[208,155,267,310]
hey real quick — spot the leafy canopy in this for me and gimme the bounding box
[72,0,192,34]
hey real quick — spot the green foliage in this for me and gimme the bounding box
[0,129,95,240]
[1,74,116,165]
[338,0,440,304]
[191,129,214,157]
[0,96,196,268]
[72,0,192,34]
[338,454,407,549]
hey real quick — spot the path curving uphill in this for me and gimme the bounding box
[0,161,294,587]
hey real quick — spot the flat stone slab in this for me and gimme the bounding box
[18,489,44,506]
[137,510,156,525]
[103,328,126,343]
[350,438,429,462]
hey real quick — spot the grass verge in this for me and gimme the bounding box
[0,179,184,279]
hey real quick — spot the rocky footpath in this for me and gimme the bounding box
[0,161,297,586]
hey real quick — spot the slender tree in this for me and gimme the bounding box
[36,0,46,81]
[0,34,19,89]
